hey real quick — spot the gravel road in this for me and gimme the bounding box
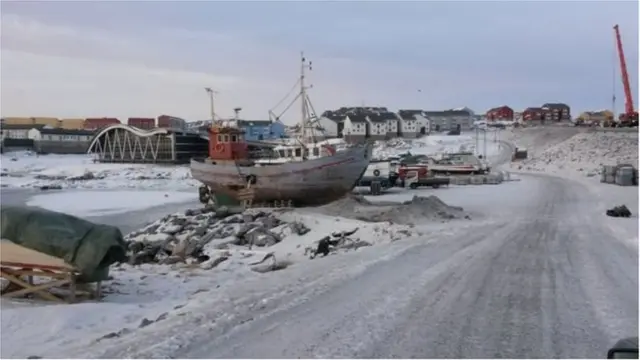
[79,173,638,359]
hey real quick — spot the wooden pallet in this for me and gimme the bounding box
[0,240,92,303]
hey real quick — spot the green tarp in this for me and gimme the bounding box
[0,205,127,282]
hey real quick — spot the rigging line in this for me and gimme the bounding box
[276,92,302,119]
[270,78,301,115]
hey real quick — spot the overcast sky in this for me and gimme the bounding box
[1,1,638,123]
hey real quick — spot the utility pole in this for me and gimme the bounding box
[483,128,487,159]
[204,87,218,122]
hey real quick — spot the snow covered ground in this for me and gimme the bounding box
[502,126,639,250]
[25,190,198,217]
[1,151,198,190]
[507,130,639,177]
[1,195,477,358]
[372,132,503,160]
[2,129,637,358]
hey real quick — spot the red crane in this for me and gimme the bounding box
[613,24,638,126]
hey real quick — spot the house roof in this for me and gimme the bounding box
[237,120,272,127]
[367,114,387,123]
[321,111,346,122]
[398,109,423,120]
[39,128,95,136]
[0,124,46,130]
[369,112,397,122]
[542,103,569,109]
[346,114,368,123]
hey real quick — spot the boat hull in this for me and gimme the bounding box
[190,145,371,206]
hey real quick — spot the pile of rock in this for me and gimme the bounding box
[513,132,639,176]
[316,194,469,225]
[125,207,311,266]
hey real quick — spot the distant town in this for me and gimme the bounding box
[0,102,589,159]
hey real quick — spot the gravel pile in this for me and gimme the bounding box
[316,194,469,225]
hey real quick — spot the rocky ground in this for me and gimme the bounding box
[509,131,639,177]
[122,195,470,273]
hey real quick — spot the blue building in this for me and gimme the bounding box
[238,120,286,141]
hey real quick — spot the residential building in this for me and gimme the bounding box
[397,110,422,138]
[522,107,548,122]
[577,110,614,124]
[369,112,399,139]
[343,114,368,141]
[29,128,95,154]
[424,109,474,132]
[59,118,86,130]
[85,117,121,130]
[2,117,36,126]
[127,117,156,129]
[0,124,45,151]
[237,120,286,141]
[318,111,344,138]
[0,124,45,139]
[366,113,388,140]
[32,117,60,128]
[157,115,187,130]
[485,106,515,121]
[541,103,571,121]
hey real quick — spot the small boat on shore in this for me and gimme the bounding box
[190,53,372,207]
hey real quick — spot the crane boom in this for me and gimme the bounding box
[613,24,636,117]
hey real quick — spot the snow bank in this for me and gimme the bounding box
[26,190,198,217]
[372,133,501,160]
[0,152,198,190]
[1,203,433,358]
[509,131,639,177]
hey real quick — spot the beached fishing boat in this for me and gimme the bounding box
[190,53,372,206]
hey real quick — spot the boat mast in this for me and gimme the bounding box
[300,52,307,141]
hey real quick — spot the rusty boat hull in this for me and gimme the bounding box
[190,145,371,206]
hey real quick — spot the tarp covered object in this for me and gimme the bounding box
[0,205,127,282]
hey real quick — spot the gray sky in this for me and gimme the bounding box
[1,1,638,123]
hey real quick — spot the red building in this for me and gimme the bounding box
[522,107,549,121]
[157,115,187,130]
[485,106,514,121]
[84,117,121,130]
[127,117,156,129]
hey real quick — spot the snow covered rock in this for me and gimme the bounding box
[511,131,639,177]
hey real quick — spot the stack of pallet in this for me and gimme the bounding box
[601,164,638,186]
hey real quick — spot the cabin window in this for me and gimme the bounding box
[231,134,237,142]
[295,148,302,157]
[313,147,320,156]
[223,135,230,143]
[287,149,293,157]
[217,135,222,142]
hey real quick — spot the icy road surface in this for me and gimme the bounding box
[76,173,638,359]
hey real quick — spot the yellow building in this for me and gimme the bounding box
[58,118,86,130]
[33,117,60,128]
[2,117,35,125]
[577,110,614,123]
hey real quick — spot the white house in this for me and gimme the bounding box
[366,114,387,140]
[415,113,430,135]
[317,114,341,138]
[343,114,368,141]
[1,124,40,139]
[397,110,423,137]
[28,127,92,142]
